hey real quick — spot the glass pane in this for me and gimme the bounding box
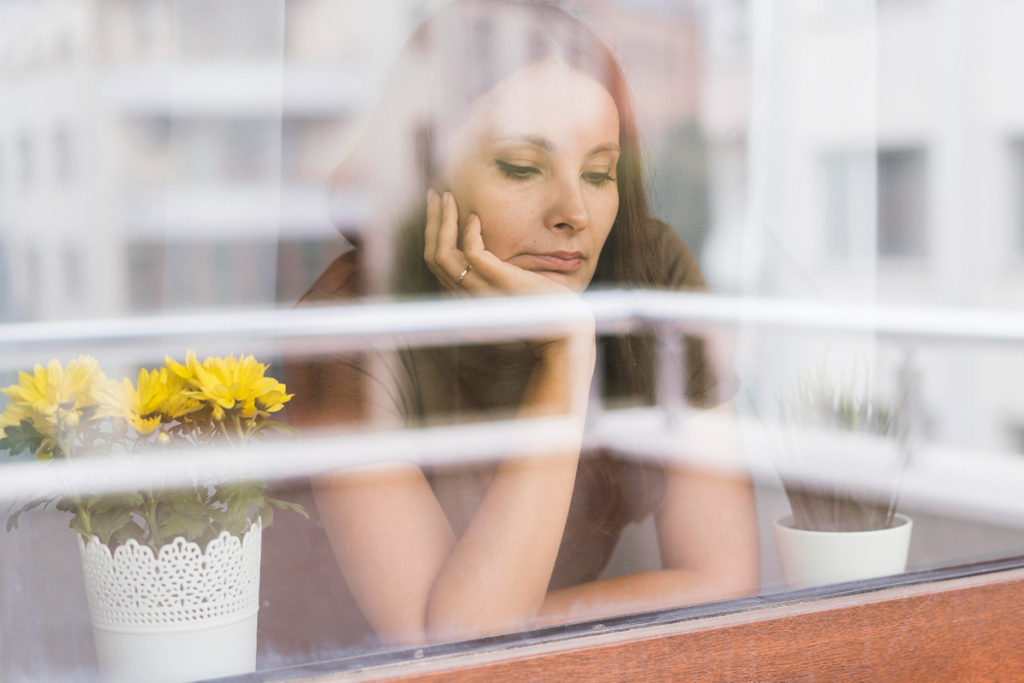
[2,0,1024,680]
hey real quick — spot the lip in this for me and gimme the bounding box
[524,251,585,272]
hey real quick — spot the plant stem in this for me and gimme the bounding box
[55,414,94,539]
[220,418,236,449]
[232,415,246,449]
[144,493,164,548]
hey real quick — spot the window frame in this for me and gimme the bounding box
[243,556,1024,681]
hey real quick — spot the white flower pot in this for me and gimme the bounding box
[773,513,912,589]
[78,519,262,683]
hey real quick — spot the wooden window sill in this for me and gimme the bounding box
[256,558,1024,682]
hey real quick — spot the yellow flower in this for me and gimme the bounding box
[164,350,201,383]
[106,368,197,436]
[157,372,199,421]
[0,401,34,431]
[1,356,108,431]
[168,352,292,421]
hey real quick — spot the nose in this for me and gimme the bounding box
[545,174,590,232]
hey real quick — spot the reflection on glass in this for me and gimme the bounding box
[3,0,1024,680]
[267,0,758,654]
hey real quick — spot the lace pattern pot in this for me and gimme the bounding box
[78,518,262,683]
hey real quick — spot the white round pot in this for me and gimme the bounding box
[774,513,912,589]
[78,519,262,683]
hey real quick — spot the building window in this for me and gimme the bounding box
[224,120,277,183]
[63,248,84,302]
[1012,140,1024,253]
[0,243,10,321]
[17,134,32,187]
[127,240,279,311]
[24,248,41,315]
[821,149,874,260]
[54,127,73,184]
[177,0,281,58]
[127,242,166,312]
[877,148,928,257]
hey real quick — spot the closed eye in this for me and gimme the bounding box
[495,159,540,181]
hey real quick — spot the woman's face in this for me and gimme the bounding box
[442,60,620,293]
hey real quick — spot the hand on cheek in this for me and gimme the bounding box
[423,189,576,298]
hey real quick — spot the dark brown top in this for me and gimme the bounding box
[258,221,733,665]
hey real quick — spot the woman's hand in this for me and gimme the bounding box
[423,189,596,366]
[423,189,575,298]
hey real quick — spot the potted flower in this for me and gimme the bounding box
[1,352,306,683]
[757,359,914,589]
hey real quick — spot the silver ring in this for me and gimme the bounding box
[455,266,472,286]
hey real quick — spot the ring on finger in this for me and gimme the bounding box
[455,265,472,286]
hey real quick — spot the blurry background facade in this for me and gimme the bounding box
[2,0,1023,452]
[3,0,1024,678]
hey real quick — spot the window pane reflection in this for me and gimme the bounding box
[2,0,1024,680]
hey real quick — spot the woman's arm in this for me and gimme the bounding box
[313,338,591,643]
[313,191,597,643]
[536,401,760,625]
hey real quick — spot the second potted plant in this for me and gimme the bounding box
[759,359,914,589]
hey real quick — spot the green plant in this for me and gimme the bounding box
[1,352,307,551]
[758,356,912,532]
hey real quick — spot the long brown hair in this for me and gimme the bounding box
[343,0,667,532]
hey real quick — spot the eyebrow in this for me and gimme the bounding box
[497,135,620,156]
[586,142,620,156]
[499,135,556,152]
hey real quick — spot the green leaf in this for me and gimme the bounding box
[267,496,308,518]
[259,421,300,436]
[176,495,228,526]
[0,420,50,457]
[89,507,136,546]
[258,503,274,529]
[92,493,145,514]
[160,513,211,543]
[212,482,267,534]
[113,519,147,547]
[6,497,56,531]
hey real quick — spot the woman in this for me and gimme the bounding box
[266,0,758,655]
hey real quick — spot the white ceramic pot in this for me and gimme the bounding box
[774,513,912,589]
[78,519,262,683]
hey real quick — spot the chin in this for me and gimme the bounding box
[537,271,587,293]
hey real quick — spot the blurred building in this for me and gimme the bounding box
[1,0,1023,449]
[694,0,1024,453]
[0,0,707,320]
[0,0,433,320]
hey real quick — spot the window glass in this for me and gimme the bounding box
[2,0,1024,680]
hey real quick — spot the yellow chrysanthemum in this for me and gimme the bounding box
[1,356,108,431]
[105,367,199,436]
[166,352,291,420]
[155,370,200,421]
[164,349,201,383]
[0,400,40,434]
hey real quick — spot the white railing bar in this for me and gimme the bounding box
[1,291,1023,353]
[624,291,1024,345]
[0,295,593,349]
[2,409,1024,527]
[0,416,582,504]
